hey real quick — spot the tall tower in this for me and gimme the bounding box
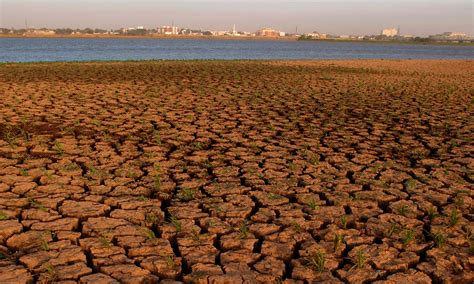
[232,24,236,35]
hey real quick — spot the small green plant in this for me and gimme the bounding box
[191,229,201,242]
[42,263,58,282]
[153,131,162,145]
[340,215,347,229]
[404,178,416,189]
[238,221,249,239]
[0,211,8,220]
[385,222,399,238]
[291,221,302,233]
[307,250,326,273]
[142,228,156,240]
[402,228,415,245]
[137,195,148,201]
[427,207,438,222]
[166,255,176,267]
[29,198,48,212]
[350,249,367,271]
[153,173,161,191]
[145,213,159,224]
[268,193,282,200]
[432,232,447,248]
[448,209,459,227]
[99,234,112,247]
[334,234,344,250]
[177,187,196,201]
[53,141,65,156]
[63,163,80,171]
[398,205,409,216]
[307,198,319,210]
[19,168,29,176]
[168,215,182,232]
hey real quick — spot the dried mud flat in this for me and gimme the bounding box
[0,60,472,283]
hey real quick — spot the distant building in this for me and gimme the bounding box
[256,28,281,37]
[429,32,471,41]
[306,31,327,39]
[381,28,399,37]
[157,26,179,35]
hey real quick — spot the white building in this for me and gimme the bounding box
[381,28,399,37]
[157,26,179,35]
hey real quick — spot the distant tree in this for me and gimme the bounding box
[55,28,73,35]
[83,28,94,34]
[126,29,148,36]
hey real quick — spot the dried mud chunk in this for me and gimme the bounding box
[204,183,250,197]
[0,220,23,243]
[191,263,224,275]
[128,239,173,258]
[82,217,131,236]
[253,256,285,277]
[220,249,260,265]
[55,262,93,280]
[21,208,61,222]
[373,269,431,284]
[6,230,53,251]
[0,183,9,193]
[100,264,159,284]
[261,240,295,261]
[308,205,346,223]
[0,192,29,207]
[109,209,146,224]
[252,191,289,206]
[79,273,120,284]
[140,255,182,279]
[177,233,216,248]
[349,200,383,220]
[220,232,258,251]
[179,244,219,267]
[31,217,79,231]
[0,265,33,283]
[388,200,422,219]
[248,223,280,237]
[60,200,111,219]
[36,184,84,195]
[167,206,207,220]
[291,260,342,283]
[250,208,276,223]
[198,217,233,235]
[336,267,385,284]
[11,182,37,195]
[20,246,86,270]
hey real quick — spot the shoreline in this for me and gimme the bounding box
[1,34,473,46]
[1,59,473,66]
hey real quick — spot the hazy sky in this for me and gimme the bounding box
[1,0,473,36]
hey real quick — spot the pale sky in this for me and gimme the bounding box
[1,0,472,36]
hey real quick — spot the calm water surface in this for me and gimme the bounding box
[1,38,473,62]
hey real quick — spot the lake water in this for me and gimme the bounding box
[1,37,473,62]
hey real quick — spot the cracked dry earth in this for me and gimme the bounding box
[0,60,473,284]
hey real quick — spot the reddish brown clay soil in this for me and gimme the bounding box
[0,60,472,283]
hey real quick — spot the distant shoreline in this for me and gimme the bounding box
[0,34,297,42]
[1,34,473,46]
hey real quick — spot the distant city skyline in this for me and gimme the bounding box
[1,0,472,36]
